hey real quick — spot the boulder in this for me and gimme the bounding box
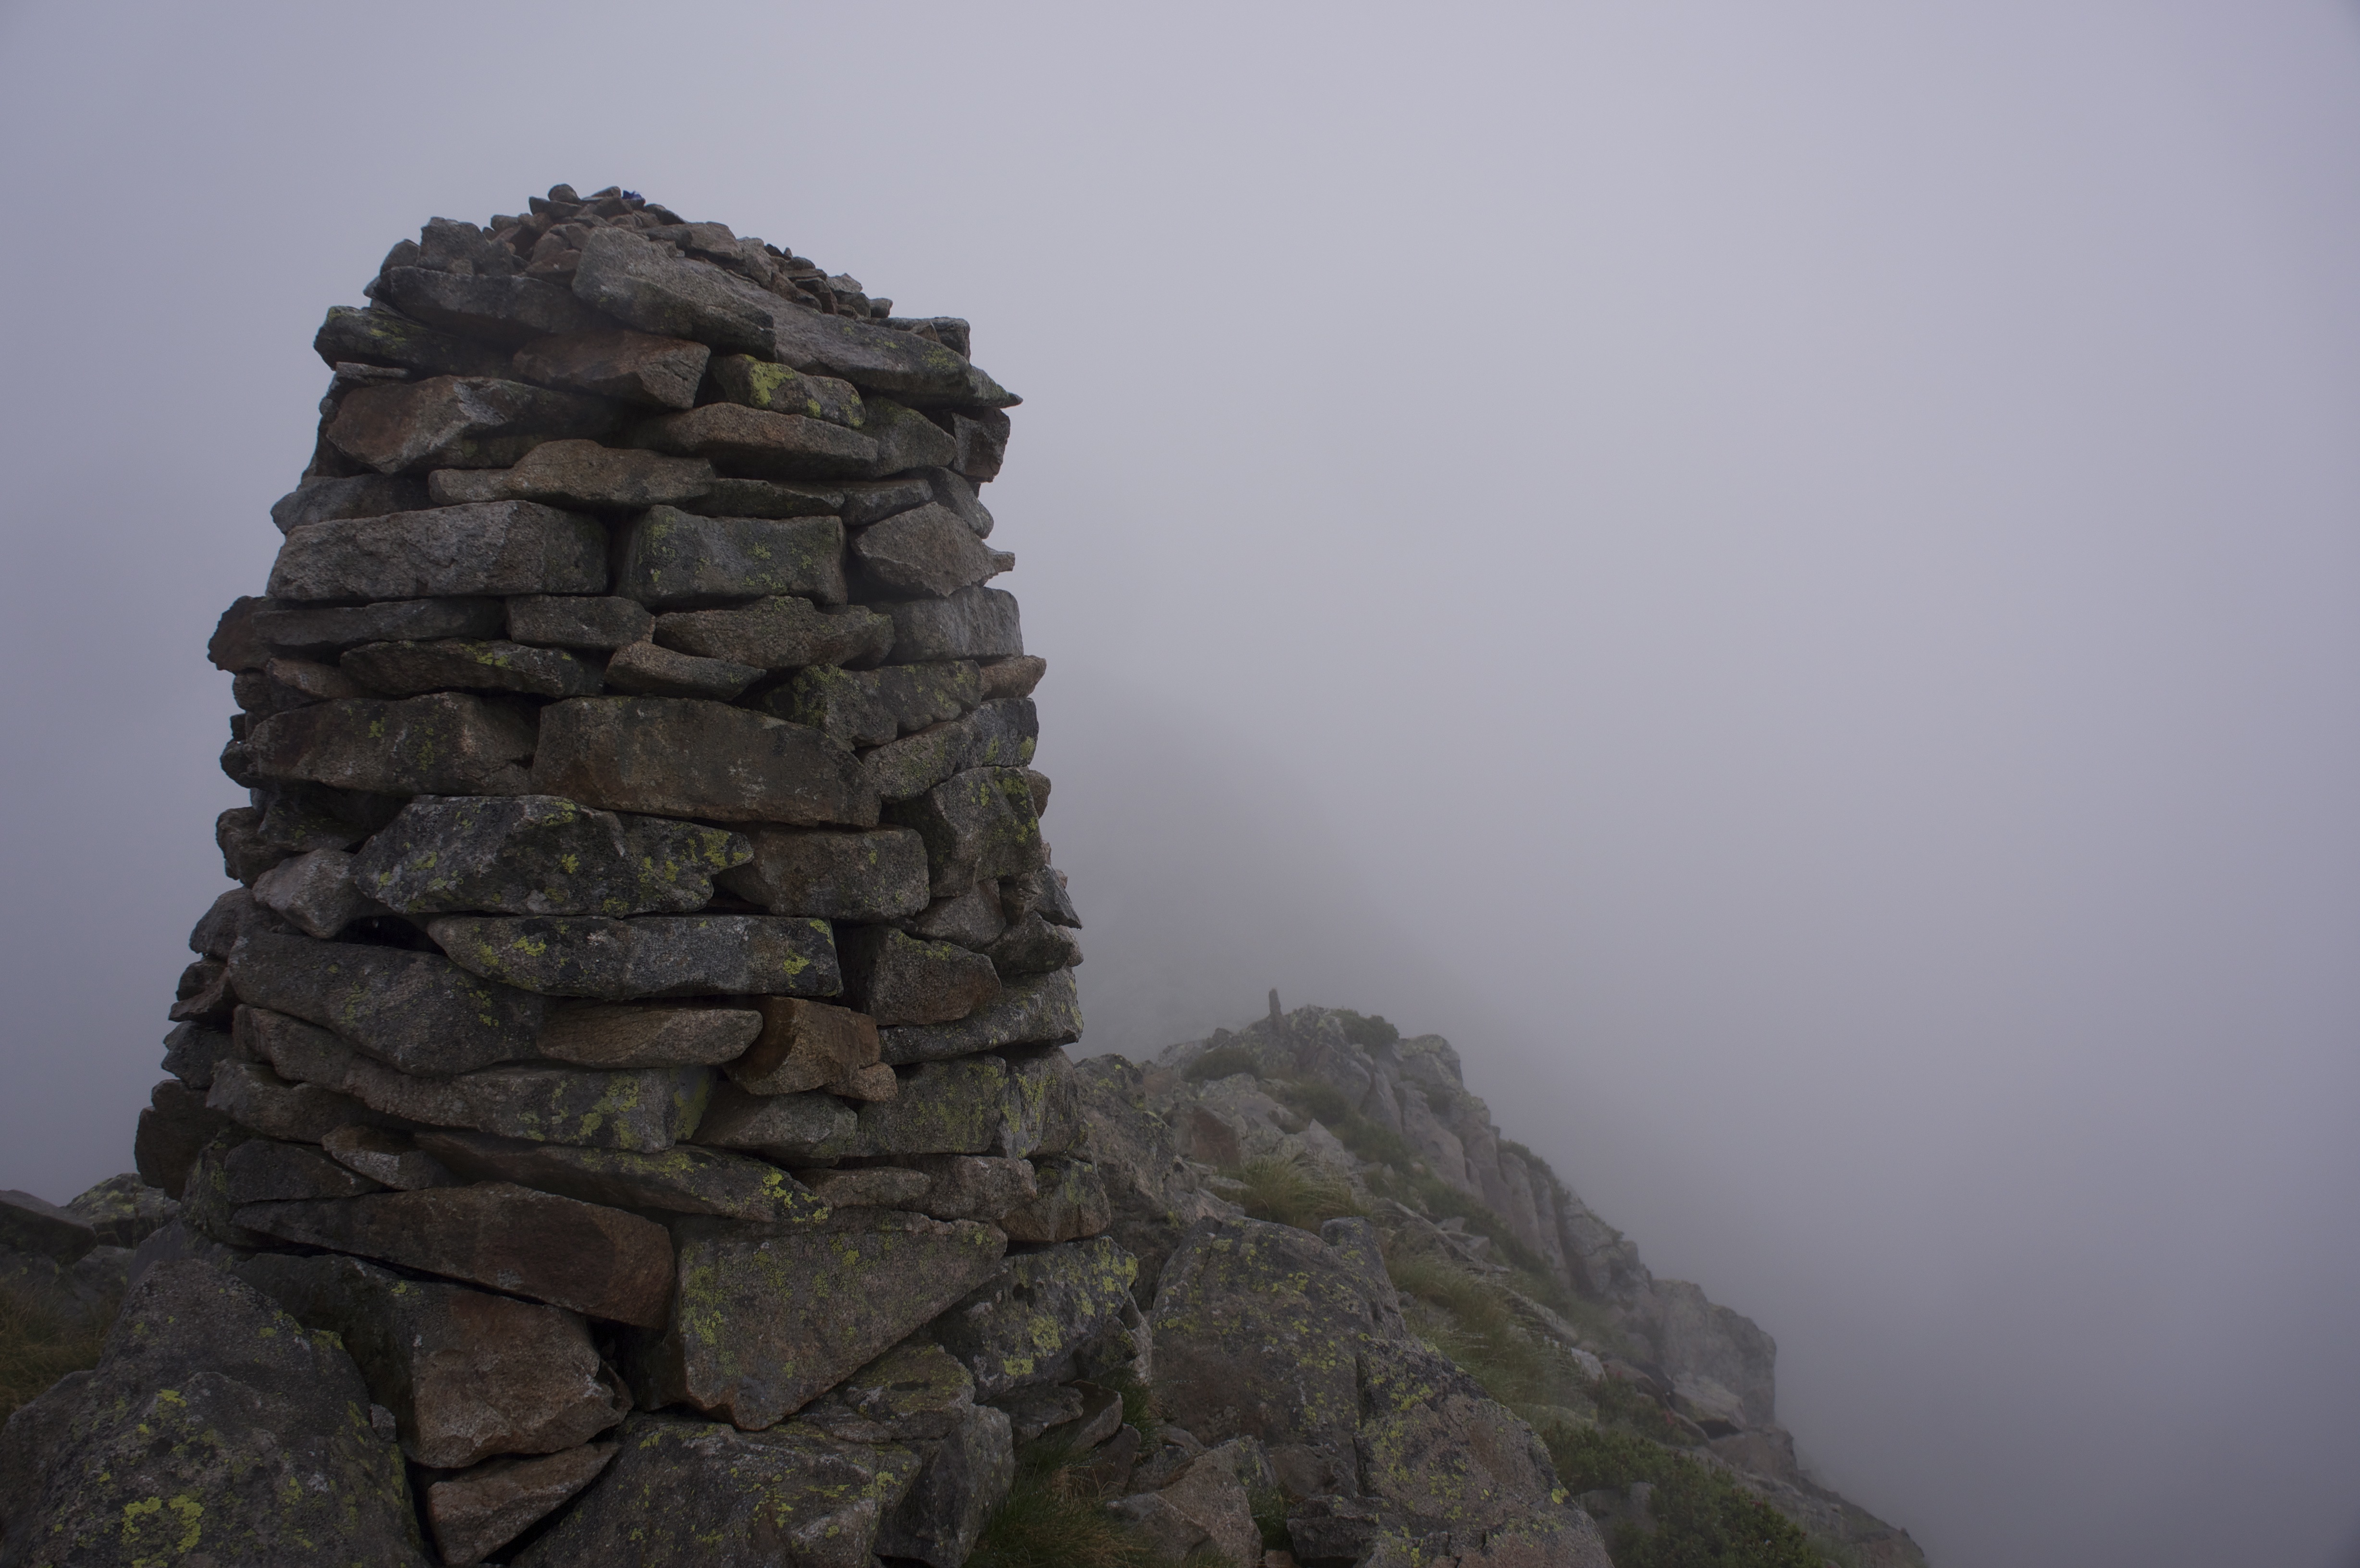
[688,475,849,518]
[708,354,865,425]
[932,1236,1140,1399]
[267,501,607,601]
[768,661,980,747]
[510,1412,920,1568]
[925,466,996,538]
[514,327,713,408]
[856,398,963,477]
[874,1400,1014,1568]
[161,1020,235,1090]
[882,583,1023,663]
[718,826,931,920]
[837,475,937,525]
[860,719,972,802]
[63,1173,178,1250]
[900,1154,1039,1223]
[381,268,602,345]
[0,1189,96,1264]
[850,503,1003,599]
[979,653,1047,699]
[651,599,895,672]
[352,793,750,917]
[222,1136,384,1202]
[602,638,766,699]
[234,1182,674,1326]
[227,931,545,1075]
[325,374,621,472]
[314,301,512,379]
[251,845,375,938]
[771,295,1019,406]
[886,766,1046,895]
[506,592,656,649]
[724,996,884,1095]
[1001,1156,1114,1244]
[426,440,714,509]
[247,691,536,795]
[795,1341,980,1444]
[910,883,1008,950]
[135,1078,234,1197]
[428,912,841,999]
[532,696,880,826]
[323,1125,459,1190]
[697,1055,1012,1164]
[0,1260,429,1567]
[989,911,1085,977]
[415,1127,825,1224]
[633,1211,1007,1430]
[206,1058,375,1143]
[799,1166,933,1211]
[880,968,1082,1065]
[424,1444,618,1567]
[840,925,1002,1026]
[537,1002,764,1067]
[936,406,1011,482]
[342,636,603,698]
[270,471,433,532]
[631,402,880,478]
[1109,1448,1260,1567]
[569,226,782,355]
[238,1250,630,1468]
[251,594,506,653]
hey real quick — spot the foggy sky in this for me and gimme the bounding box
[4,4,2358,1565]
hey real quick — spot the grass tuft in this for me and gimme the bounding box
[968,1440,1154,1568]
[1542,1424,1823,1568]
[1183,1044,1262,1084]
[0,1281,115,1427]
[1229,1154,1363,1233]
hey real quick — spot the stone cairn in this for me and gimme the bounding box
[42,184,1126,1566]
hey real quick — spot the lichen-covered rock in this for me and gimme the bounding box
[237,1250,629,1468]
[341,636,603,698]
[62,1173,176,1250]
[427,912,841,999]
[602,637,767,700]
[234,1182,674,1326]
[1109,1442,1261,1567]
[505,591,658,650]
[718,826,931,920]
[268,501,608,600]
[697,1055,1007,1163]
[222,1136,384,1203]
[415,1127,825,1223]
[510,1411,920,1568]
[933,1236,1140,1399]
[246,691,538,796]
[1000,1156,1113,1243]
[514,326,713,408]
[252,593,508,655]
[655,594,895,670]
[850,503,1004,599]
[840,925,1000,1026]
[618,507,848,607]
[631,1212,1006,1430]
[324,375,620,473]
[886,765,1046,895]
[228,931,545,1075]
[531,695,881,826]
[880,968,1082,1064]
[0,1260,430,1567]
[1349,1336,1589,1550]
[631,402,881,478]
[771,661,981,748]
[874,1399,1014,1568]
[707,354,865,424]
[795,1341,978,1444]
[352,793,750,917]
[881,584,1023,664]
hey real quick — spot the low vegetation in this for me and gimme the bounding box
[0,1281,115,1427]
[967,1437,1153,1568]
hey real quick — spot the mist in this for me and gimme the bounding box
[5,3,2360,1564]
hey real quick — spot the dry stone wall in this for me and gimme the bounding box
[8,185,1124,1568]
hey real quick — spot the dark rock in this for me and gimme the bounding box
[427,913,841,999]
[1024,767,1053,817]
[923,466,995,538]
[797,1341,979,1444]
[631,400,880,478]
[353,793,750,917]
[692,1085,859,1163]
[934,1237,1140,1399]
[799,1166,933,1210]
[901,1154,1038,1223]
[910,883,1007,950]
[251,595,507,653]
[425,1444,618,1567]
[207,1057,376,1142]
[323,1124,458,1190]
[603,638,764,699]
[430,438,716,509]
[382,267,602,345]
[966,698,1039,769]
[618,506,848,606]
[507,592,656,649]
[988,912,1084,977]
[875,1398,1014,1568]
[170,955,236,1024]
[510,1411,919,1568]
[772,296,1020,406]
[325,375,621,473]
[209,592,274,672]
[415,1127,824,1223]
[315,302,513,378]
[708,354,865,425]
[0,1189,96,1264]
[936,406,1011,483]
[724,996,883,1095]
[716,827,931,920]
[978,653,1046,699]
[886,766,1046,896]
[514,327,712,408]
[537,1003,764,1067]
[532,696,880,826]
[857,398,963,476]
[249,694,540,798]
[882,584,1023,663]
[135,1078,233,1197]
[860,720,973,803]
[850,504,1000,599]
[840,926,1001,1026]
[239,1250,629,1467]
[0,1260,429,1567]
[223,1137,383,1203]
[270,472,432,532]
[1001,1157,1113,1244]
[218,804,296,882]
[1109,1444,1261,1567]
[65,1174,177,1250]
[987,1382,1085,1445]
[655,598,893,673]
[269,501,607,602]
[162,1020,236,1089]
[1004,864,1082,928]
[235,1182,674,1325]
[228,931,545,1074]
[698,1055,1005,1163]
[684,475,847,517]
[569,226,781,355]
[246,1010,712,1153]
[632,1211,1006,1430]
[767,661,980,747]
[249,777,406,854]
[346,637,601,699]
[838,475,937,526]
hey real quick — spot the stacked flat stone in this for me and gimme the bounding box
[122,184,1130,1567]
